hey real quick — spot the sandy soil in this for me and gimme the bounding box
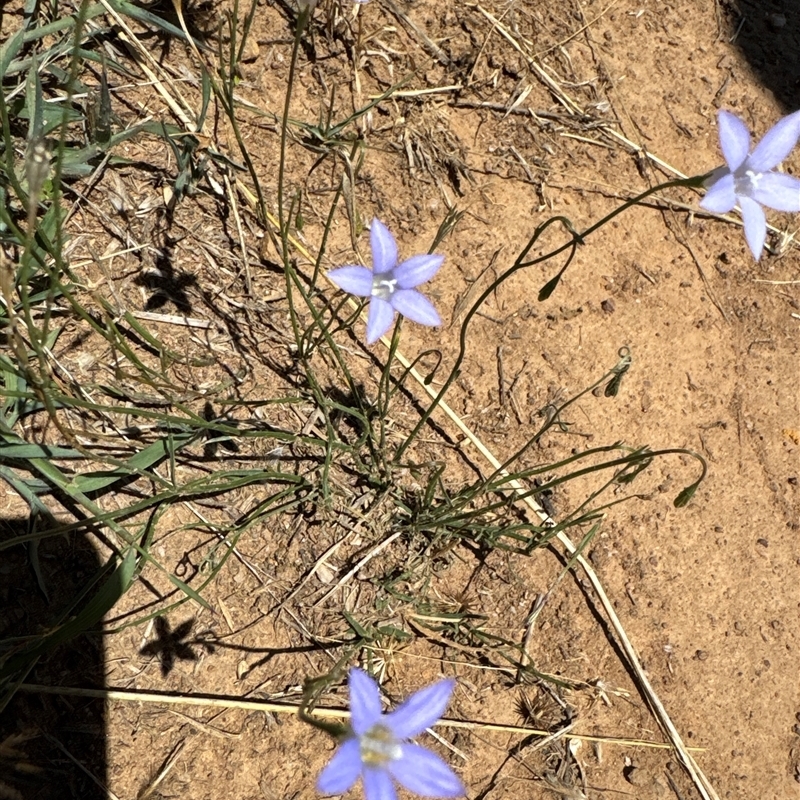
[1,1,798,799]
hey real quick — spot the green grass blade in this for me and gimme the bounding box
[0,440,86,459]
[66,429,198,494]
[0,28,25,76]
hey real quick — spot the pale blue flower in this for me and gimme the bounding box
[327,219,444,345]
[701,109,800,259]
[317,668,465,800]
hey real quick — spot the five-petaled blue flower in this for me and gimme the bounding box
[327,219,444,345]
[701,109,800,260]
[317,668,465,800]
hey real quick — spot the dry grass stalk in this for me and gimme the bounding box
[18,683,704,752]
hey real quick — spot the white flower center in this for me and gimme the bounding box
[371,272,397,300]
[359,724,402,767]
[735,168,763,197]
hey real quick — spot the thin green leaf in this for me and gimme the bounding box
[198,69,211,131]
[25,54,44,144]
[0,441,85,459]
[67,429,198,493]
[342,610,371,639]
[0,28,25,76]
[0,465,55,600]
[27,534,48,601]
[108,0,211,50]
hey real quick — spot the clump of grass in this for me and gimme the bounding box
[0,0,320,713]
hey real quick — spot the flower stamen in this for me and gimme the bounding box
[371,273,397,300]
[359,724,402,767]
[735,168,763,196]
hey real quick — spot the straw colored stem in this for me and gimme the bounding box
[18,683,703,752]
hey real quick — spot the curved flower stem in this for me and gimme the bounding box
[394,174,710,463]
[298,669,351,741]
[298,696,349,740]
[487,347,631,485]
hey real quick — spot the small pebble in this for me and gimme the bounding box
[623,765,647,786]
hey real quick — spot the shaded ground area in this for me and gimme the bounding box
[1,515,106,799]
[726,0,800,110]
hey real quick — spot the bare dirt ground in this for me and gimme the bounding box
[1,1,799,799]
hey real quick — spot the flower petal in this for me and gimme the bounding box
[317,738,362,795]
[739,195,767,260]
[752,172,800,212]
[394,254,445,289]
[748,109,800,172]
[389,744,465,798]
[699,173,736,213]
[328,266,374,297]
[384,678,454,739]
[349,668,384,735]
[390,290,441,329]
[363,768,397,800]
[370,219,399,274]
[366,297,395,344]
[717,110,751,171]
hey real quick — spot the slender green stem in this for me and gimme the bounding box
[394,175,709,461]
[278,8,308,256]
[376,316,403,476]
[488,348,631,484]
